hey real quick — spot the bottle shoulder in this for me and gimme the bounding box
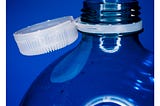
[20,37,154,106]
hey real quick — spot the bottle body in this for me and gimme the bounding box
[20,33,154,106]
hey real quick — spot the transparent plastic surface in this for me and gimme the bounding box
[20,33,154,106]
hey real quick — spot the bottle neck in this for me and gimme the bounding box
[82,33,145,55]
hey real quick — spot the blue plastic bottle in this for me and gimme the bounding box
[20,0,154,106]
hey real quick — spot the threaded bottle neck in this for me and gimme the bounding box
[81,1,141,24]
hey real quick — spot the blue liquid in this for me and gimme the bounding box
[20,33,154,106]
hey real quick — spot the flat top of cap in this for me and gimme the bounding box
[14,16,73,35]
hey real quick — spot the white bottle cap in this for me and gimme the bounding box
[14,16,78,56]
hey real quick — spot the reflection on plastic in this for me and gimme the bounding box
[99,36,121,53]
[85,95,135,106]
[50,36,92,83]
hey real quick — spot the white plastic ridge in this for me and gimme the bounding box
[75,17,143,34]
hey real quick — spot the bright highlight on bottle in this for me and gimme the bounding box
[99,36,121,53]
[85,95,135,106]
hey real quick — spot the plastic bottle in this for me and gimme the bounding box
[19,0,154,105]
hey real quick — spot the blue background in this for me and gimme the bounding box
[7,0,154,106]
